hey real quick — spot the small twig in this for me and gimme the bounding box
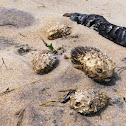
[19,33,26,37]
[40,38,57,53]
[117,66,126,74]
[41,38,49,48]
[40,101,59,107]
[0,23,16,27]
[0,88,15,96]
[16,102,32,126]
[2,58,7,69]
[16,109,25,126]
[0,58,8,69]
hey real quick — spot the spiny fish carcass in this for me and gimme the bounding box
[33,50,58,74]
[70,89,109,115]
[71,46,115,82]
[47,24,71,40]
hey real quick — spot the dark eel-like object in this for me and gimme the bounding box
[63,13,126,47]
[61,90,76,104]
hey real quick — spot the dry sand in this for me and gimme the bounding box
[0,0,126,126]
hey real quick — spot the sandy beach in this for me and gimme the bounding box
[0,0,126,126]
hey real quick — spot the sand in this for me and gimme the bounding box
[0,0,126,126]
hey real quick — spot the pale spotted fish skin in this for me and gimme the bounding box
[71,46,115,82]
[47,24,71,40]
[32,50,58,74]
[63,13,126,47]
[70,89,109,115]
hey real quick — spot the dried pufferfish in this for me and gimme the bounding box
[47,24,71,40]
[71,46,115,82]
[70,89,109,115]
[32,50,58,74]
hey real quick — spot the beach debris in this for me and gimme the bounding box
[0,58,8,70]
[61,90,76,103]
[41,38,57,53]
[122,57,126,64]
[47,24,71,40]
[71,46,115,82]
[56,46,66,55]
[40,101,57,107]
[0,87,15,96]
[117,57,126,74]
[41,38,66,55]
[32,50,58,74]
[39,88,109,115]
[15,102,32,126]
[70,89,109,115]
[16,44,35,55]
[123,97,126,102]
[63,13,126,47]
[16,108,25,126]
[117,66,126,74]
[48,43,54,51]
[111,97,124,109]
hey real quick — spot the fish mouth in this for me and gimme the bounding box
[63,13,73,17]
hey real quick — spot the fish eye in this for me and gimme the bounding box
[89,101,94,108]
[97,68,102,73]
[75,102,81,107]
